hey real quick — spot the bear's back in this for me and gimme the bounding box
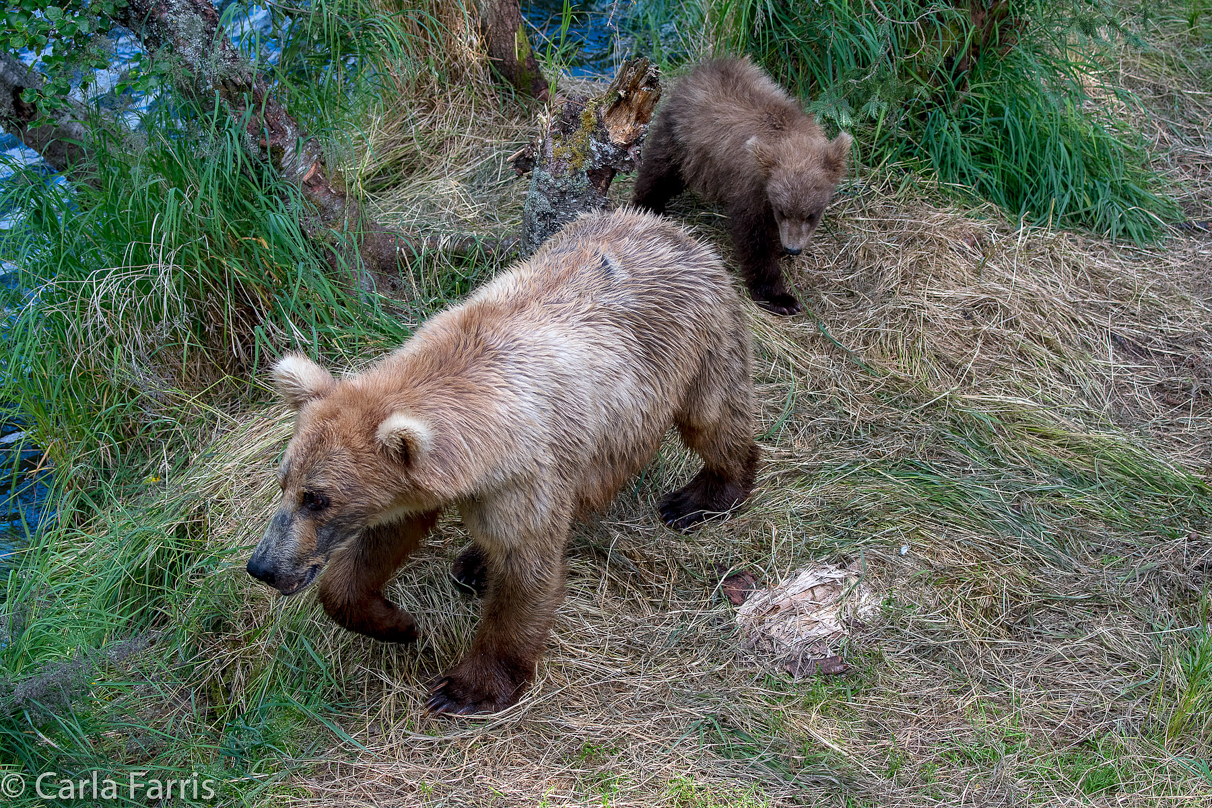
[382,210,748,499]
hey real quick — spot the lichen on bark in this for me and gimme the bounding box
[519,58,661,255]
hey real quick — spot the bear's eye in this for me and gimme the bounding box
[301,491,330,513]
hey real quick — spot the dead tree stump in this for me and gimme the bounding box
[518,58,661,256]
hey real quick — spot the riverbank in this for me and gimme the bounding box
[1,1,1210,805]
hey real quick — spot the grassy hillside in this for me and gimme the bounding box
[1,1,1209,805]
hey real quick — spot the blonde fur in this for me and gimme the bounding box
[247,209,760,714]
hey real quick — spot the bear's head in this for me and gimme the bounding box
[747,130,852,255]
[246,353,437,596]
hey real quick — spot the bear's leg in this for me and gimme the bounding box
[660,350,760,531]
[631,127,687,214]
[317,510,439,643]
[728,203,803,316]
[428,531,567,714]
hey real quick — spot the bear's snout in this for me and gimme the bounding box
[246,554,277,586]
[783,246,802,256]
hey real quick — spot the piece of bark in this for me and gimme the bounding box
[519,58,661,255]
[783,654,850,679]
[475,0,549,102]
[717,566,759,606]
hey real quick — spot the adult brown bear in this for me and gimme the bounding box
[246,209,759,714]
[633,57,852,316]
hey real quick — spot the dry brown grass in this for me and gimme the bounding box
[162,140,1212,804]
[116,9,1212,804]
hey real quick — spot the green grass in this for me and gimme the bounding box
[1,1,1210,805]
[634,0,1182,242]
[0,101,407,473]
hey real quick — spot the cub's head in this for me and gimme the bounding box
[747,130,852,255]
[245,354,435,595]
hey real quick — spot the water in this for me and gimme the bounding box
[523,0,633,78]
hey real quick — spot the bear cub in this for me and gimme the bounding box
[246,209,760,715]
[633,56,852,316]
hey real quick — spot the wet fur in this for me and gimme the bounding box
[248,209,759,714]
[633,57,851,315]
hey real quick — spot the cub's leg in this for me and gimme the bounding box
[661,339,760,531]
[451,544,488,596]
[428,517,568,714]
[632,125,687,214]
[318,511,439,643]
[727,202,803,316]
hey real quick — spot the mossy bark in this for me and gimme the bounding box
[475,0,550,102]
[519,58,661,255]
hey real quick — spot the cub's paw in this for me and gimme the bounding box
[450,545,488,597]
[375,620,419,644]
[426,661,529,715]
[755,292,803,316]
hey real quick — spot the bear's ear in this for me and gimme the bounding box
[745,136,776,179]
[824,132,853,181]
[376,412,433,464]
[272,353,335,409]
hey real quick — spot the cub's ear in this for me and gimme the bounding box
[376,412,433,464]
[824,132,853,181]
[272,353,335,409]
[745,136,776,179]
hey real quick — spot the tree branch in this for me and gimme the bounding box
[114,0,405,278]
[0,54,143,175]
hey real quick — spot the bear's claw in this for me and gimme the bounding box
[450,545,489,596]
[755,292,802,316]
[426,668,524,715]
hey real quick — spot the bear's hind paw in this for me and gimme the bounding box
[426,665,527,715]
[659,469,749,532]
[659,491,720,532]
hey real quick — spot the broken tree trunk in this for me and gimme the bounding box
[518,58,661,256]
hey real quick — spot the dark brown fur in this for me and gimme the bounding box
[246,209,759,714]
[633,57,852,315]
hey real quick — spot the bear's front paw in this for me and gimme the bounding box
[450,545,489,597]
[755,292,802,316]
[425,660,529,715]
[376,620,420,644]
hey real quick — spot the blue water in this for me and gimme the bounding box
[523,0,635,78]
